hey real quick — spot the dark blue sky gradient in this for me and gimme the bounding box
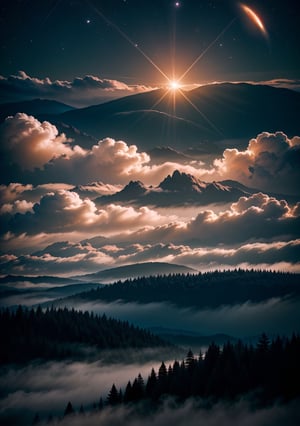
[0,0,299,84]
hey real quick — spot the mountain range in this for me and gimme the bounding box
[0,262,196,307]
[93,170,295,206]
[57,83,300,150]
[59,270,300,310]
[1,83,300,152]
[0,98,74,122]
[74,261,197,283]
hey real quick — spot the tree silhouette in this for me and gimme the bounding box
[101,335,300,407]
[107,384,120,405]
[64,401,74,417]
[0,306,166,364]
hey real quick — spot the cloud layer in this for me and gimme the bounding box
[0,107,299,276]
[1,359,299,426]
[0,71,153,107]
[213,131,300,195]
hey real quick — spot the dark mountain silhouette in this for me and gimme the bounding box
[148,327,237,349]
[0,274,82,286]
[0,98,74,122]
[0,275,104,306]
[147,146,194,163]
[75,262,197,283]
[95,170,287,206]
[57,83,300,150]
[65,270,300,309]
[0,306,168,364]
[0,282,103,300]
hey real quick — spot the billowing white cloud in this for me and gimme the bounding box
[128,193,300,246]
[0,113,84,170]
[1,192,300,276]
[0,183,33,202]
[0,71,153,107]
[0,190,170,237]
[0,199,34,214]
[1,130,206,185]
[2,116,300,194]
[213,131,300,195]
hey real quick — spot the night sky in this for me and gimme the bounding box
[1,0,299,87]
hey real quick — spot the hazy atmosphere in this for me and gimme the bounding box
[1,1,300,425]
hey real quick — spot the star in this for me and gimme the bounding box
[175,2,180,7]
[86,19,91,24]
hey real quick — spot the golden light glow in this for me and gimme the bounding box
[169,80,181,90]
[240,4,267,36]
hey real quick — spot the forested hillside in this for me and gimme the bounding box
[67,270,300,309]
[0,306,167,364]
[35,334,300,424]
[104,334,300,405]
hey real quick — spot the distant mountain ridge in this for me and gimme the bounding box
[57,83,300,150]
[65,270,300,309]
[0,98,75,122]
[2,83,299,152]
[95,170,291,206]
[75,262,197,283]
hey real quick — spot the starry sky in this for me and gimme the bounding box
[1,0,299,89]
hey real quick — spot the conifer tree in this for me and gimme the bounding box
[107,384,120,405]
[64,401,74,417]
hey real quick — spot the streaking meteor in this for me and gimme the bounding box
[240,4,268,38]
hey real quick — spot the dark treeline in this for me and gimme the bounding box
[71,269,300,308]
[37,334,300,425]
[103,334,300,406]
[0,306,167,364]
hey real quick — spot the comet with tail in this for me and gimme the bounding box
[240,3,268,39]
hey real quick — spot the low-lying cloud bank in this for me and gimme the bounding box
[60,397,300,426]
[0,71,153,107]
[58,297,300,338]
[0,355,174,426]
[2,375,299,426]
[1,192,299,274]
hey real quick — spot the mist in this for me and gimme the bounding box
[56,296,300,338]
[0,352,176,426]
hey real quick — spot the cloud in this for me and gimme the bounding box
[1,126,206,185]
[1,192,300,275]
[0,356,171,426]
[213,131,300,195]
[0,189,170,239]
[63,398,300,426]
[262,78,300,92]
[1,358,299,426]
[1,236,300,279]
[0,113,85,170]
[4,114,299,195]
[130,193,300,246]
[2,115,300,196]
[0,71,153,107]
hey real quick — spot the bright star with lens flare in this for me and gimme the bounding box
[169,80,181,90]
